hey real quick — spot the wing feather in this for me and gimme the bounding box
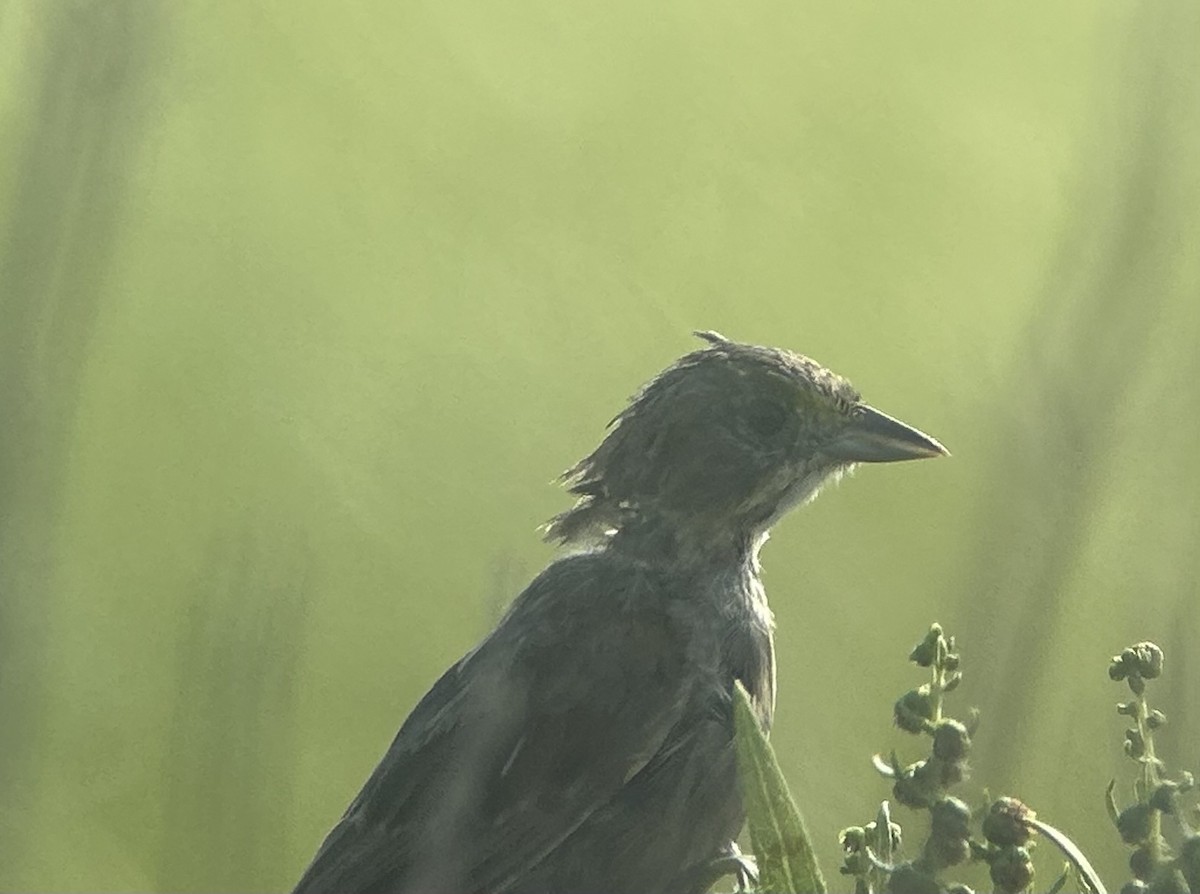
[293,554,693,894]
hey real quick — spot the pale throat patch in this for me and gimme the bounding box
[761,461,857,531]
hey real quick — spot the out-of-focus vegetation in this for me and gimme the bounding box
[744,632,1197,893]
[1,1,1197,890]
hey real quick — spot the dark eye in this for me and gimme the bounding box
[744,398,788,440]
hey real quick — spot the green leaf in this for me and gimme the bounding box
[1026,817,1108,894]
[732,680,827,894]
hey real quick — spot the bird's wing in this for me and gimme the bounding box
[292,554,695,894]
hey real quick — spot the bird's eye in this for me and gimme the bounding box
[744,398,789,440]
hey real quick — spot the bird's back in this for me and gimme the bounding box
[292,548,774,894]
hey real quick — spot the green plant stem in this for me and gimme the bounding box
[1134,689,1163,857]
[1027,817,1108,894]
[930,639,946,724]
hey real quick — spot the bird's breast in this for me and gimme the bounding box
[720,617,776,729]
[687,566,777,730]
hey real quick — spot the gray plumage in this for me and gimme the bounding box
[292,332,946,894]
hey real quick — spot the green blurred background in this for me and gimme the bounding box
[2,0,1198,889]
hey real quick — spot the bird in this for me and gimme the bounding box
[292,330,947,894]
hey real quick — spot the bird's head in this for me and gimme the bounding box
[545,331,947,556]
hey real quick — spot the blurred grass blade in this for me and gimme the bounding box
[733,680,826,894]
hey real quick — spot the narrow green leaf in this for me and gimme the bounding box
[1046,862,1071,894]
[1105,779,1120,827]
[732,680,826,894]
[1027,817,1108,894]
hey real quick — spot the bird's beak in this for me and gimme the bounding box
[825,405,949,463]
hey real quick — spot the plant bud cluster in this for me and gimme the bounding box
[841,624,1042,894]
[974,798,1036,894]
[1108,642,1198,894]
